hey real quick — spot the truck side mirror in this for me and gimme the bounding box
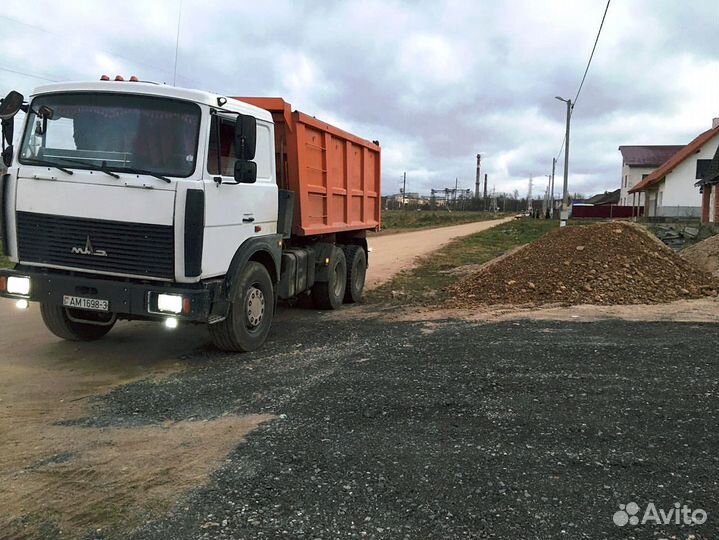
[234,114,256,160]
[234,160,257,184]
[0,90,24,120]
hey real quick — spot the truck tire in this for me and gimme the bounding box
[209,262,274,352]
[342,245,367,303]
[40,304,115,341]
[312,247,347,310]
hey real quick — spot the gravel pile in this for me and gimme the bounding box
[448,221,719,306]
[682,233,719,277]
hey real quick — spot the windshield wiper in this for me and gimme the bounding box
[22,158,74,175]
[112,167,171,183]
[36,156,121,179]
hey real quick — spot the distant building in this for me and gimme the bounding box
[629,120,719,218]
[696,143,719,224]
[618,145,683,207]
[584,189,621,206]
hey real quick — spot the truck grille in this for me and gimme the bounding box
[16,211,174,280]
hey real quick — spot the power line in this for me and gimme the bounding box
[172,0,183,86]
[554,0,611,163]
[0,14,193,85]
[572,0,611,108]
[0,65,59,82]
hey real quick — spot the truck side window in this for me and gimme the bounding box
[207,115,237,176]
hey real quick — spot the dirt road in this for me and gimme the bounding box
[366,216,513,289]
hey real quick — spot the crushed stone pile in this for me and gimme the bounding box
[681,234,719,277]
[448,222,719,307]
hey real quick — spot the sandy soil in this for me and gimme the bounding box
[366,216,514,289]
[0,304,273,538]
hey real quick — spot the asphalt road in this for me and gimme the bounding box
[66,314,717,539]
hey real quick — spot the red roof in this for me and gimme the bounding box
[618,145,683,167]
[629,125,719,193]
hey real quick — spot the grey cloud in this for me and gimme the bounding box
[1,0,717,199]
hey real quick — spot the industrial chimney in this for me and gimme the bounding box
[475,154,481,199]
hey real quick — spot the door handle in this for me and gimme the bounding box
[242,216,255,223]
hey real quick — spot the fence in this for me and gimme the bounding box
[571,205,644,219]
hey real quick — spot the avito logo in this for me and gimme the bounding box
[613,501,707,527]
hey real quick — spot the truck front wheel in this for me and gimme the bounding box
[209,262,275,352]
[312,247,347,310]
[40,304,115,341]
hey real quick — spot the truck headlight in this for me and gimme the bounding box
[7,276,31,296]
[157,293,183,314]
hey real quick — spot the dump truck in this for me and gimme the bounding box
[0,79,381,351]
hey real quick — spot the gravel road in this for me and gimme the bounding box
[67,313,716,539]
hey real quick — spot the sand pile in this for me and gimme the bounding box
[448,222,719,306]
[681,234,719,277]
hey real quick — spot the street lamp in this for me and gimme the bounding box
[555,96,572,214]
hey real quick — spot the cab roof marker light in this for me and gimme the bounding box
[129,75,139,82]
[114,75,125,81]
[100,74,110,81]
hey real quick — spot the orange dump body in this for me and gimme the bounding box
[234,97,381,237]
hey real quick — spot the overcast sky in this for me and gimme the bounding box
[2,0,718,197]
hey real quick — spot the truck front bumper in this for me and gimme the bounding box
[0,267,221,323]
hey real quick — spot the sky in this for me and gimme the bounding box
[1,0,718,198]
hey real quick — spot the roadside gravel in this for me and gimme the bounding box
[67,312,719,539]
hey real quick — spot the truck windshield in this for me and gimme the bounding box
[19,92,201,178]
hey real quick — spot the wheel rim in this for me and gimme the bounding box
[245,286,265,329]
[332,262,344,297]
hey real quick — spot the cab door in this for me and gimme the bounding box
[201,113,278,278]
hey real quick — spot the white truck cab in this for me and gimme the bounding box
[0,80,375,351]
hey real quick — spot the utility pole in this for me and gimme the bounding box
[527,176,533,213]
[483,173,488,210]
[454,177,459,209]
[402,171,407,210]
[550,158,557,219]
[555,96,572,210]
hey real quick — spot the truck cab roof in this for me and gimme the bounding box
[29,81,274,123]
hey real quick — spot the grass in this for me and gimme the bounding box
[368,218,558,305]
[378,210,503,233]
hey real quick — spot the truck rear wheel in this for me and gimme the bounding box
[342,245,367,303]
[312,247,347,310]
[209,262,274,352]
[40,303,115,341]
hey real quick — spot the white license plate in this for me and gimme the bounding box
[62,295,109,312]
